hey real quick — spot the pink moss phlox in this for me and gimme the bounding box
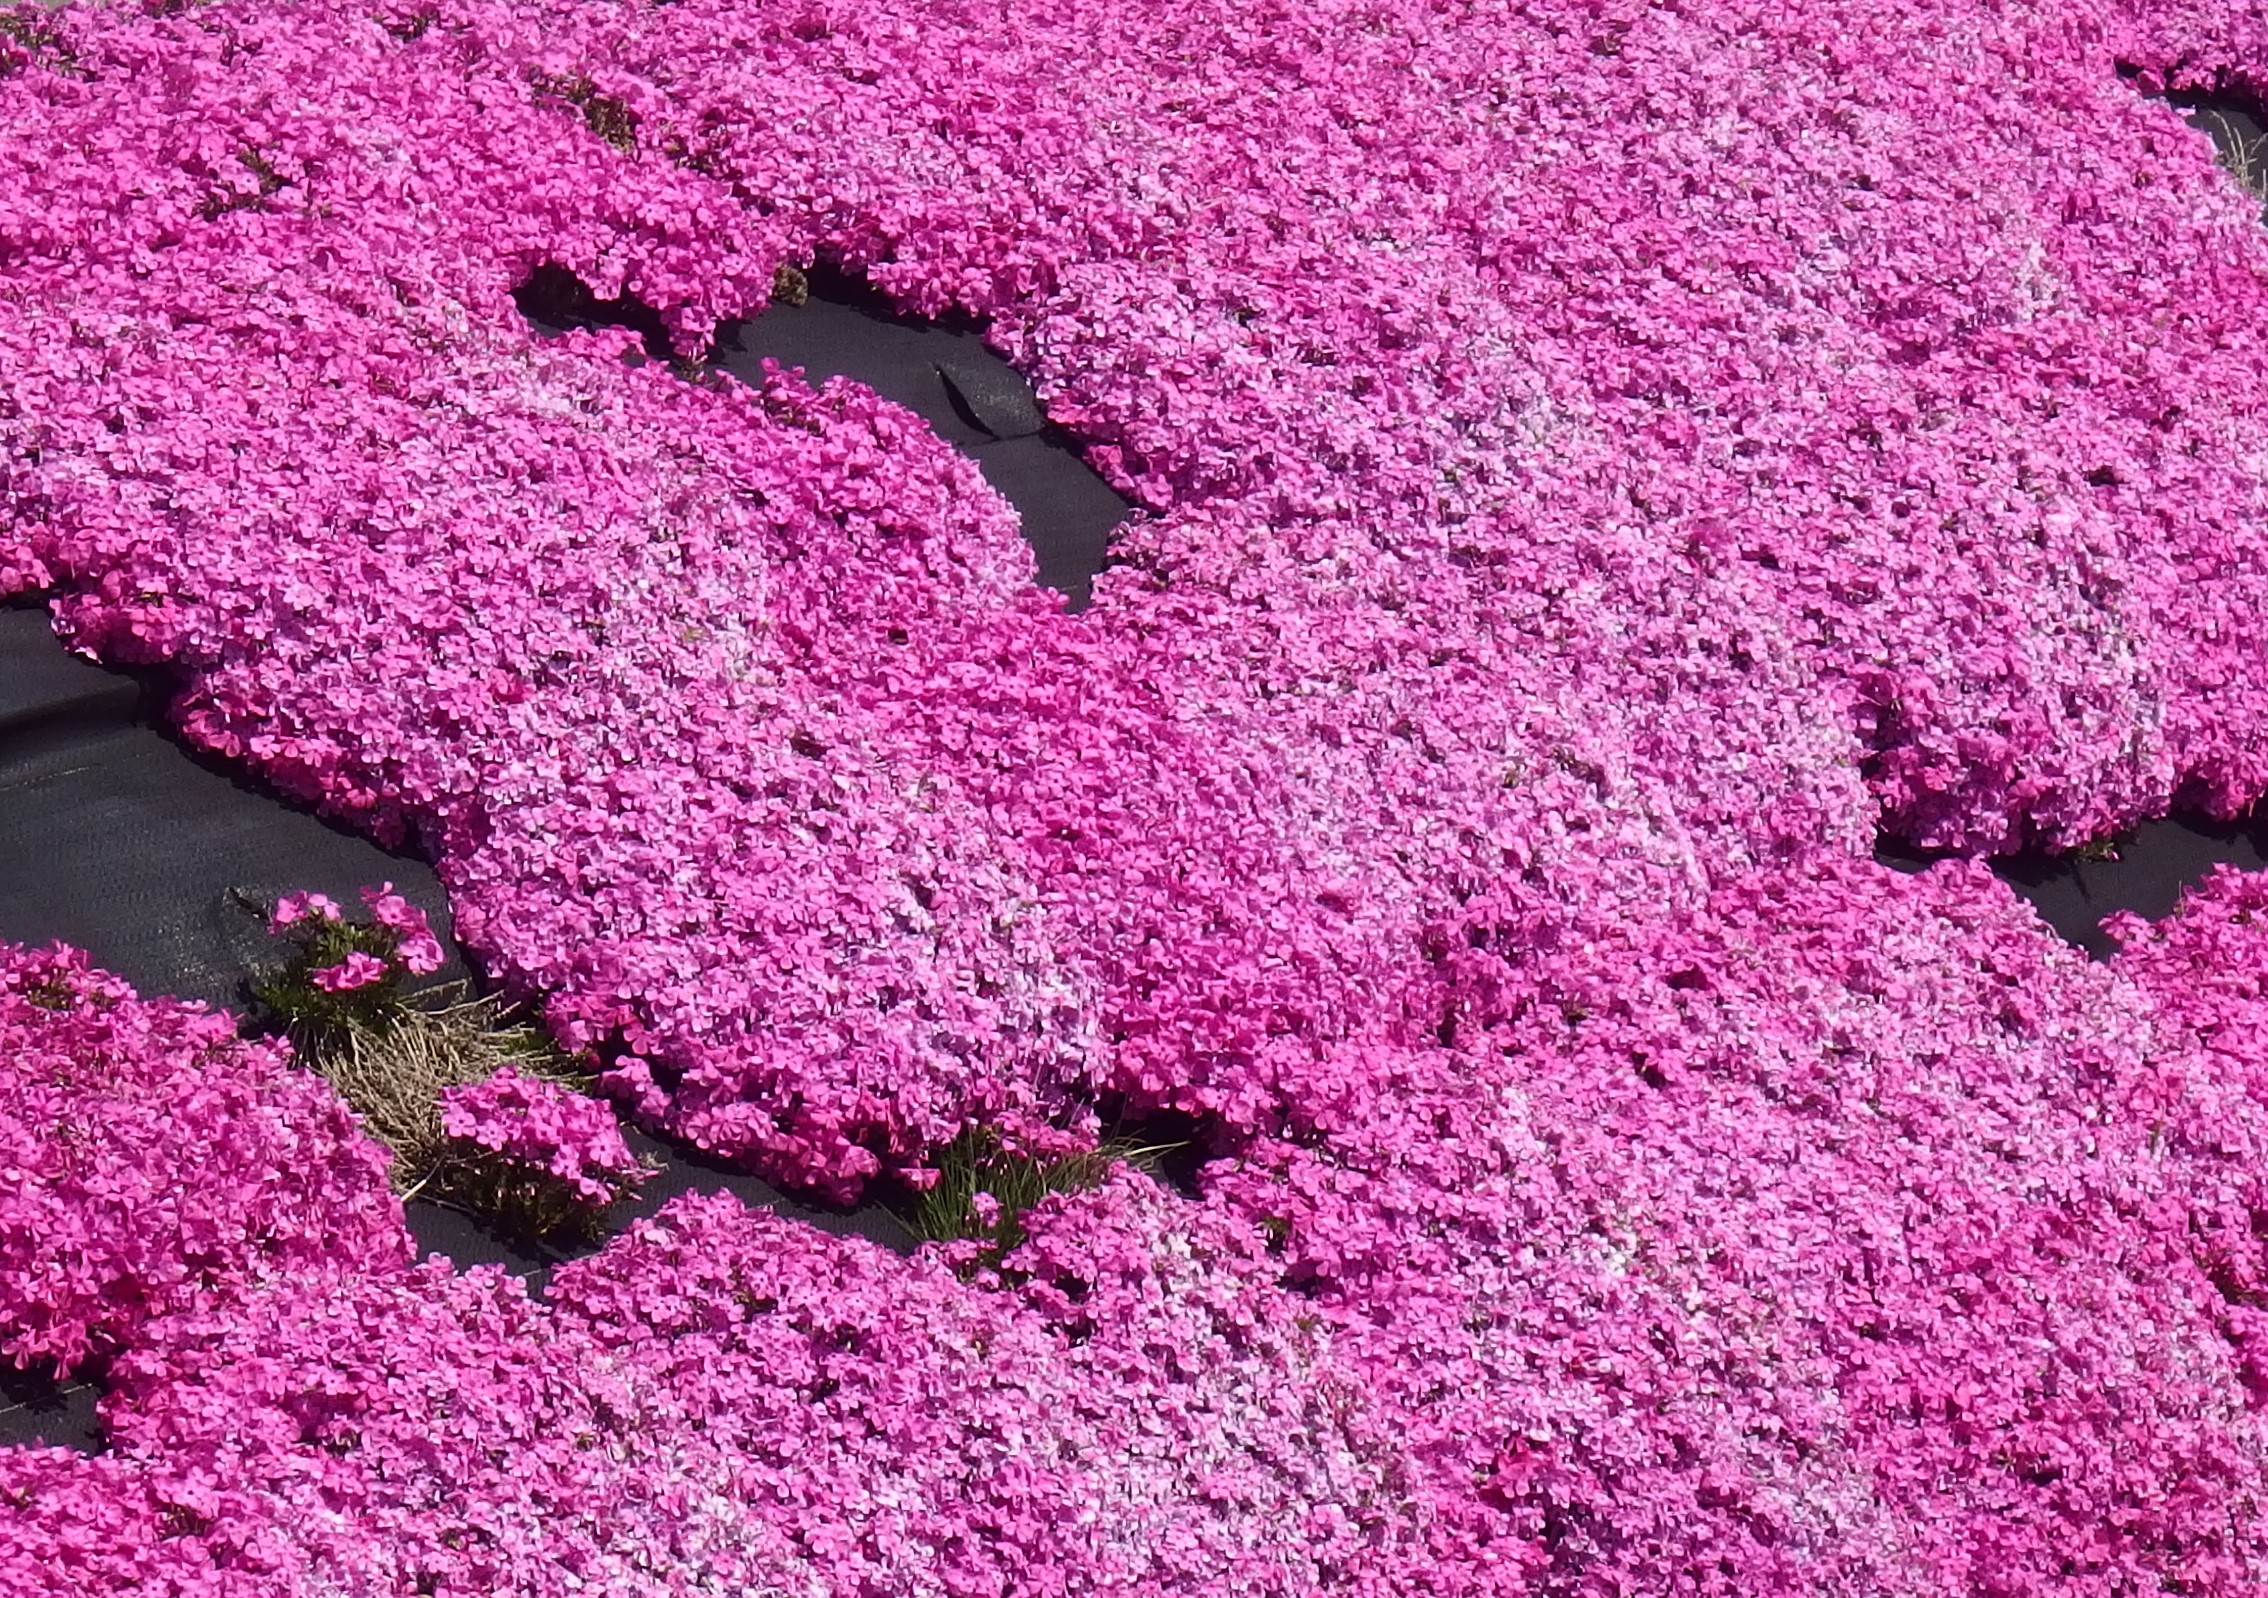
[439,1066,642,1204]
[307,950,388,993]
[360,883,444,974]
[5,0,2268,1588]
[267,891,342,934]
[1210,858,2268,1591]
[13,0,2268,1194]
[0,943,407,1379]
[1,1188,1429,1595]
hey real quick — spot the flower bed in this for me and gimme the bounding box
[9,0,2268,1588]
[3,1081,1428,1594]
[0,943,403,1378]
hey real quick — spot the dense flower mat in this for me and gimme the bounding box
[10,0,2268,1588]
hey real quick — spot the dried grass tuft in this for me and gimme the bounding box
[2201,108,2268,205]
[303,984,586,1200]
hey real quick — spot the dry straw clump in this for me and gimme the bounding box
[2199,106,2268,206]
[316,989,640,1241]
[308,984,589,1201]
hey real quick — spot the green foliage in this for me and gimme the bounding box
[905,1125,1183,1271]
[251,911,414,1049]
[21,975,75,1012]
[378,7,435,41]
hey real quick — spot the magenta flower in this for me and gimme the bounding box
[0,941,404,1376]
[308,951,388,993]
[395,931,445,975]
[9,0,2268,1587]
[269,891,345,934]
[359,884,444,974]
[439,1067,641,1206]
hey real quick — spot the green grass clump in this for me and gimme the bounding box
[906,1125,1182,1271]
[250,910,415,1050]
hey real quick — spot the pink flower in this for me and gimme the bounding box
[308,951,388,993]
[0,940,404,1376]
[394,930,445,976]
[360,884,444,973]
[359,883,421,936]
[439,1067,641,1206]
[269,892,344,934]
[13,0,2268,1586]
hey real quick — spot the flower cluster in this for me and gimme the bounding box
[255,883,444,1038]
[1208,856,2268,1592]
[359,884,447,976]
[6,0,2268,1590]
[12,0,2268,1200]
[438,1065,643,1205]
[258,888,617,1235]
[270,885,442,979]
[4,1180,1425,1597]
[0,943,405,1378]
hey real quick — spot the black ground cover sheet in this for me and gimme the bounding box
[0,597,470,1011]
[517,262,1134,608]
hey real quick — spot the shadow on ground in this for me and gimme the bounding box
[0,1358,101,1455]
[403,1123,920,1299]
[515,261,1130,608]
[1878,809,2268,960]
